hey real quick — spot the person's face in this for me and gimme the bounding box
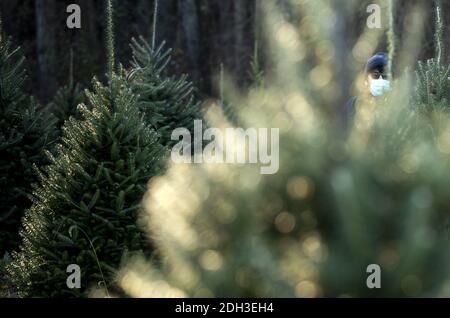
[367,68,387,81]
[366,67,390,97]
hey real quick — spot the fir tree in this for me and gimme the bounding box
[50,82,84,130]
[414,0,450,111]
[0,20,57,255]
[7,1,167,297]
[7,71,166,297]
[49,49,85,130]
[128,37,203,147]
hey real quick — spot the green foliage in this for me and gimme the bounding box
[216,99,238,127]
[105,0,115,79]
[248,41,265,89]
[414,0,450,111]
[49,47,85,130]
[0,252,16,297]
[434,0,444,65]
[217,64,239,126]
[414,59,450,110]
[7,72,167,297]
[387,0,396,79]
[50,82,85,129]
[129,37,203,147]
[118,78,450,298]
[0,31,57,254]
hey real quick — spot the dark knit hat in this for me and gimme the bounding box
[365,52,387,73]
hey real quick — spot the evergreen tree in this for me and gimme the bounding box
[50,83,84,130]
[7,71,166,297]
[414,0,450,111]
[415,59,450,110]
[49,50,85,130]
[0,21,57,255]
[128,37,203,147]
[7,0,167,297]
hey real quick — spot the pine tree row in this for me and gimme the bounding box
[1,0,203,297]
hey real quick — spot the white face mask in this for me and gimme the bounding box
[369,77,390,97]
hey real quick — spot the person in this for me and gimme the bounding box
[345,52,391,123]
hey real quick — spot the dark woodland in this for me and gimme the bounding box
[0,0,448,103]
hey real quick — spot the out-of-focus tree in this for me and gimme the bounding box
[116,0,450,298]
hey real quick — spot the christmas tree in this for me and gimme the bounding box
[128,37,203,147]
[0,20,57,255]
[414,0,450,111]
[49,50,85,130]
[50,83,84,130]
[7,71,166,297]
[7,1,167,297]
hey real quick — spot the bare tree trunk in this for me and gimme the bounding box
[35,0,57,103]
[233,0,246,84]
[136,0,151,40]
[208,0,234,91]
[179,0,201,83]
[439,0,450,63]
[155,0,178,49]
[330,0,352,130]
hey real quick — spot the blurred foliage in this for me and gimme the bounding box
[116,0,450,298]
[248,42,265,89]
[216,64,239,127]
[117,83,450,298]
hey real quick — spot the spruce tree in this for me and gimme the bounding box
[0,21,57,255]
[128,37,203,147]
